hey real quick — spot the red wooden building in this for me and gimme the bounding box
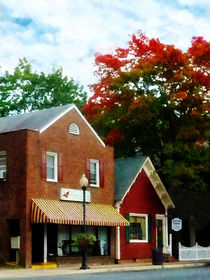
[0,104,128,268]
[114,156,174,261]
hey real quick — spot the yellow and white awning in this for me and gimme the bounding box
[31,198,129,227]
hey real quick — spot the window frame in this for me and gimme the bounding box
[0,151,7,179]
[129,213,148,243]
[69,123,80,135]
[90,159,100,187]
[46,152,58,182]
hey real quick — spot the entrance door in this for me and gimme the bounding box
[156,219,163,250]
[32,224,44,263]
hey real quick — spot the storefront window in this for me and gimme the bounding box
[57,225,70,256]
[98,227,108,255]
[57,225,110,256]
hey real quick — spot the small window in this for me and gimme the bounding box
[69,123,80,135]
[90,159,99,187]
[0,151,7,179]
[130,214,148,242]
[46,152,58,182]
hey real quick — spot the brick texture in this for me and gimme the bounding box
[0,108,115,267]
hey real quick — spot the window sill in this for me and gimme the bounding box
[47,179,58,183]
[90,184,99,188]
[130,240,148,243]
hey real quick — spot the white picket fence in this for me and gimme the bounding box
[179,242,210,261]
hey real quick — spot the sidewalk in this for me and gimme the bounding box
[0,261,209,279]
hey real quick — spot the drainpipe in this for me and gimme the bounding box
[115,201,121,261]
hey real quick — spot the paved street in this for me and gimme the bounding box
[1,267,210,280]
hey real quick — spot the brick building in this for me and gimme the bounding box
[114,156,174,261]
[0,104,128,268]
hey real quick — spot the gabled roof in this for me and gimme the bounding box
[0,104,73,133]
[114,156,175,210]
[0,104,105,147]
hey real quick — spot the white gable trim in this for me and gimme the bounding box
[39,105,105,147]
[118,157,175,210]
[119,160,145,205]
[73,106,105,147]
[143,157,174,209]
[39,105,74,134]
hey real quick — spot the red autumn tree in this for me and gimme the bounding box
[83,31,210,193]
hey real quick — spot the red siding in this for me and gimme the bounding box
[119,169,165,260]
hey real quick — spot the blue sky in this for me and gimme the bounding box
[1,0,210,95]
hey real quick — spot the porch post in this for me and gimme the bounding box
[44,223,47,263]
[116,226,121,260]
[115,202,121,261]
[165,210,169,253]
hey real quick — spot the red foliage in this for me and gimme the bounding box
[82,31,209,134]
[95,53,127,70]
[104,130,124,145]
[176,91,188,100]
[188,37,210,69]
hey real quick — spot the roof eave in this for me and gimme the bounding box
[115,156,175,210]
[143,157,175,210]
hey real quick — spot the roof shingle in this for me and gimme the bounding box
[114,156,147,201]
[0,104,73,133]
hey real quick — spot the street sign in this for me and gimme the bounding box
[172,218,182,231]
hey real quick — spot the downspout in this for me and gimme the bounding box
[115,201,121,261]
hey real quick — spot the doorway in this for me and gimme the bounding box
[156,215,165,251]
[32,224,44,263]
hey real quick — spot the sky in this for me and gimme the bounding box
[1,0,210,95]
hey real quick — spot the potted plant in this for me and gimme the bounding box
[72,233,97,251]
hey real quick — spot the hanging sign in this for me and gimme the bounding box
[171,218,182,231]
[60,188,90,202]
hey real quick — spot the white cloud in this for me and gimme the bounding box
[177,0,210,5]
[1,0,210,95]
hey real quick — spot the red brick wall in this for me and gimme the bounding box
[0,130,28,265]
[26,108,114,203]
[0,107,115,267]
[119,169,165,260]
[24,108,114,267]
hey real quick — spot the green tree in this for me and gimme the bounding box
[0,58,87,116]
[83,32,210,193]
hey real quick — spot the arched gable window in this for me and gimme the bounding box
[69,123,80,135]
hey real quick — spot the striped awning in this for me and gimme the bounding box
[31,198,129,227]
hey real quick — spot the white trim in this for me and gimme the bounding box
[143,157,175,210]
[69,123,80,135]
[0,151,7,179]
[44,223,47,263]
[129,213,148,243]
[165,209,169,253]
[90,159,100,187]
[119,157,174,210]
[39,105,105,147]
[155,214,166,252]
[120,162,145,204]
[46,152,58,182]
[73,106,105,147]
[115,202,121,260]
[40,105,74,133]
